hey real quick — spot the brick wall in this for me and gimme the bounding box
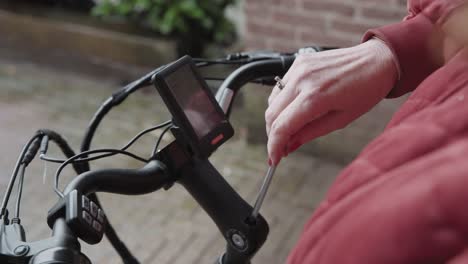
[244,0,408,51]
[241,0,410,164]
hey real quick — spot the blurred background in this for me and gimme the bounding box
[0,0,407,263]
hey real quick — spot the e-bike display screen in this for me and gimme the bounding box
[153,56,233,158]
[165,64,222,138]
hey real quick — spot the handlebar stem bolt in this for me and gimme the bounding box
[231,234,246,249]
[14,245,29,256]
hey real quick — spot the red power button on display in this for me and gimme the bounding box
[211,134,224,145]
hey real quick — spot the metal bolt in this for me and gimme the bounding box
[14,245,29,256]
[231,234,246,249]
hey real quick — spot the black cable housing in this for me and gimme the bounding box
[30,128,141,263]
[39,129,88,173]
[53,149,149,198]
[13,165,26,220]
[0,132,42,222]
[77,68,162,264]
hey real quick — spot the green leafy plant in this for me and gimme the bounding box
[92,0,236,55]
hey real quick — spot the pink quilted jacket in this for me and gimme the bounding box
[287,1,468,263]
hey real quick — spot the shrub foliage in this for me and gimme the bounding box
[93,0,236,54]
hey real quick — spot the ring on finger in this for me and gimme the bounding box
[274,76,285,90]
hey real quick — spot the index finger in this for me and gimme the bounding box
[267,92,327,164]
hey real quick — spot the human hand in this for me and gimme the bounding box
[265,39,398,165]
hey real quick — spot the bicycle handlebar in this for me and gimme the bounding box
[62,160,169,196]
[0,47,332,263]
[216,56,295,116]
[55,56,292,263]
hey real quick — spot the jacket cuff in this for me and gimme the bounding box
[362,14,438,98]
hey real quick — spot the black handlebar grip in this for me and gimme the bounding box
[178,159,269,264]
[63,160,169,196]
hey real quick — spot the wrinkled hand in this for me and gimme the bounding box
[265,39,398,165]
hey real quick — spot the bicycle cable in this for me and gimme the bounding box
[13,165,26,222]
[40,120,171,164]
[44,121,172,197]
[0,133,42,222]
[152,124,174,156]
[76,67,170,264]
[53,149,149,198]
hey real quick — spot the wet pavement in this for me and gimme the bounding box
[0,59,343,263]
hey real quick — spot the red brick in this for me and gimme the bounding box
[245,35,269,50]
[299,30,357,47]
[244,2,273,19]
[245,0,297,9]
[272,8,326,28]
[360,6,407,21]
[270,39,301,52]
[244,0,407,50]
[301,1,355,17]
[245,37,267,49]
[246,20,296,40]
[331,19,382,35]
[272,0,300,7]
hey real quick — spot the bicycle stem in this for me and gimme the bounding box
[177,157,269,264]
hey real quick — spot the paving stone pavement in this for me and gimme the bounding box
[0,59,343,263]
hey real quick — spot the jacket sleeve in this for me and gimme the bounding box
[362,0,468,98]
